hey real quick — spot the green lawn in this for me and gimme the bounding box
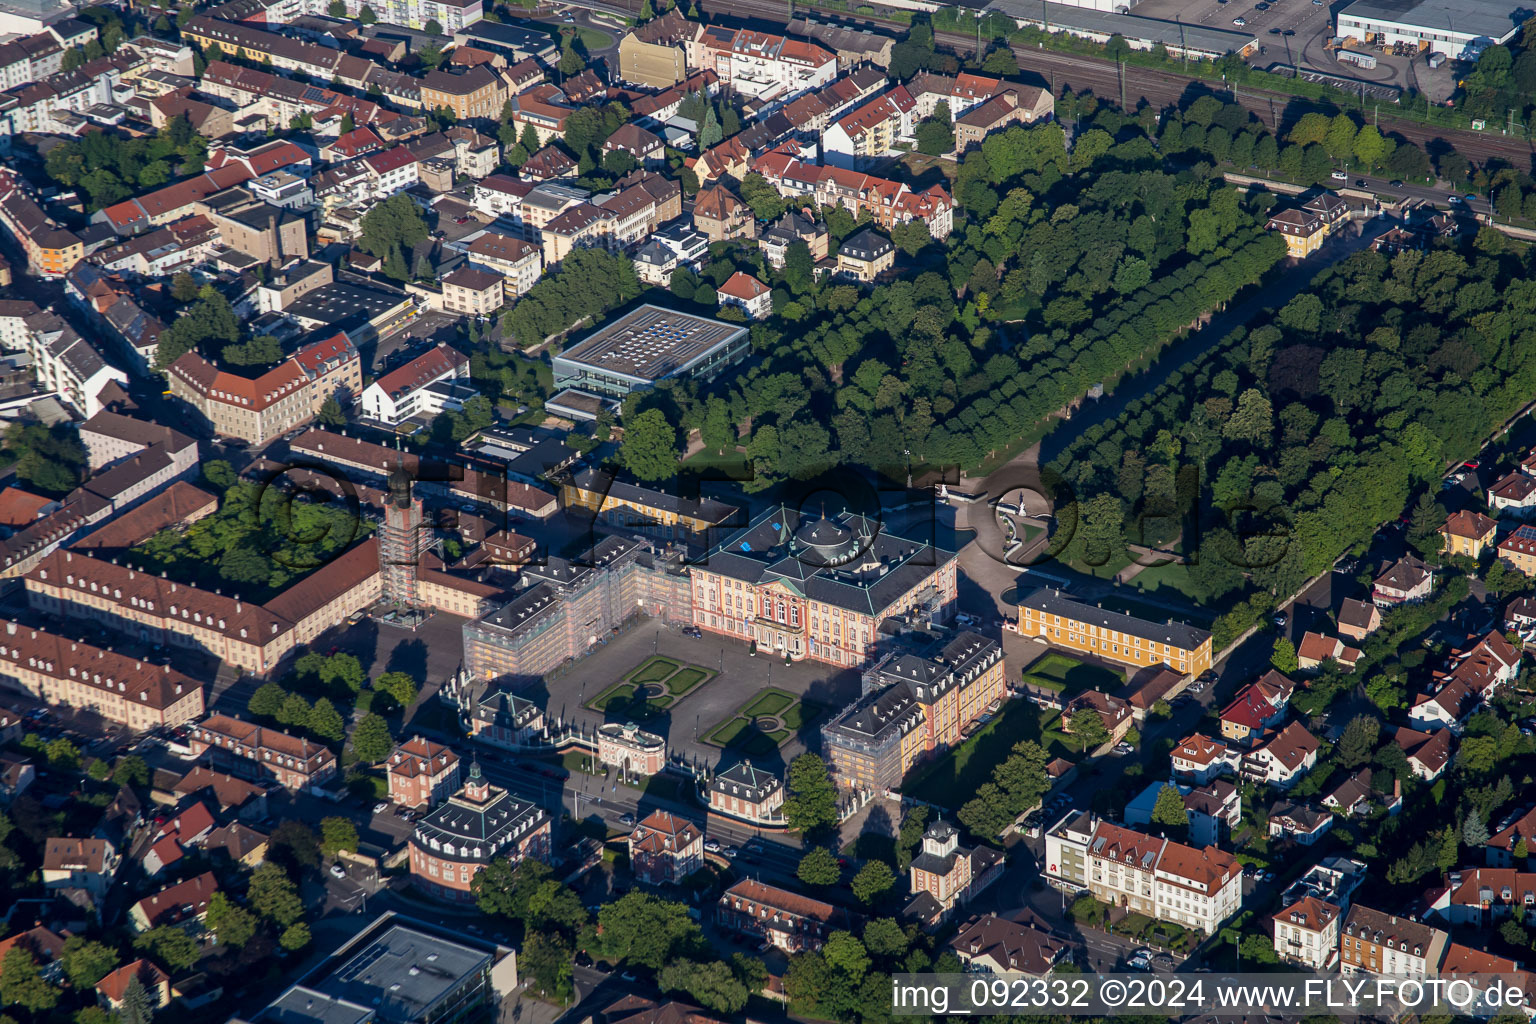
[667,667,707,693]
[902,698,1048,808]
[1023,653,1124,696]
[589,681,637,710]
[780,700,824,731]
[705,718,750,746]
[743,690,795,718]
[628,656,681,685]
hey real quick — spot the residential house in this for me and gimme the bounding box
[949,910,1069,976]
[822,85,916,168]
[836,227,894,282]
[129,871,219,932]
[691,26,837,102]
[1501,524,1536,577]
[758,208,828,267]
[716,878,845,952]
[386,737,461,809]
[1488,806,1536,867]
[1082,822,1242,935]
[96,961,171,1012]
[1373,556,1434,607]
[1170,733,1239,784]
[954,91,1036,151]
[1267,800,1333,846]
[1297,631,1362,672]
[1490,472,1536,517]
[441,265,505,317]
[1390,725,1453,781]
[717,272,772,319]
[465,231,542,299]
[602,123,665,169]
[627,810,704,887]
[1265,192,1351,259]
[361,343,471,427]
[41,836,118,899]
[1505,595,1536,632]
[693,184,755,242]
[204,823,270,867]
[169,767,268,821]
[1427,868,1536,927]
[1272,896,1341,970]
[1337,598,1382,643]
[1442,509,1497,558]
[1241,721,1320,790]
[1063,690,1132,747]
[1218,688,1280,745]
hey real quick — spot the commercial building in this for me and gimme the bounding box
[1015,588,1213,677]
[0,621,204,731]
[408,761,550,901]
[985,0,1258,59]
[552,305,749,402]
[1336,0,1527,59]
[691,507,957,666]
[1083,822,1242,935]
[823,632,1005,791]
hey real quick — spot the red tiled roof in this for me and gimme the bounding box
[371,344,468,400]
[718,272,768,301]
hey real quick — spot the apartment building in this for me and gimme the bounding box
[167,332,361,445]
[327,0,481,31]
[822,632,1005,791]
[464,231,541,299]
[1340,904,1448,977]
[189,715,339,792]
[42,837,119,899]
[420,65,508,120]
[617,9,692,87]
[1441,509,1497,558]
[691,26,836,102]
[0,170,84,278]
[1016,588,1214,677]
[385,737,461,809]
[751,152,954,239]
[690,506,958,667]
[0,621,204,731]
[1065,821,1242,935]
[362,344,471,426]
[822,85,916,168]
[14,309,126,418]
[693,184,755,242]
[1241,721,1321,789]
[441,265,506,317]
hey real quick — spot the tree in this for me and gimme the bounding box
[1464,809,1490,847]
[320,816,359,857]
[328,0,345,13]
[112,754,149,788]
[318,397,346,427]
[1151,784,1188,830]
[133,928,199,971]
[424,17,442,33]
[268,820,320,873]
[60,938,118,989]
[1271,636,1299,674]
[276,693,311,730]
[891,220,931,257]
[358,3,376,21]
[620,408,679,482]
[697,106,722,149]
[206,891,257,947]
[1336,715,1380,768]
[119,976,155,1024]
[783,753,838,835]
[280,923,312,951]
[375,671,418,709]
[249,862,305,926]
[351,713,393,762]
[658,961,749,1014]
[915,118,954,156]
[797,846,840,886]
[850,860,895,904]
[170,272,200,303]
[595,892,704,969]
[1065,708,1110,749]
[520,931,573,999]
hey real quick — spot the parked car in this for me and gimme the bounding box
[1330,170,1348,181]
[1232,16,1245,24]
[373,802,388,815]
[619,813,636,826]
[329,864,347,879]
[704,840,723,853]
[1114,741,1134,754]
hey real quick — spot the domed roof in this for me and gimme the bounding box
[793,515,858,565]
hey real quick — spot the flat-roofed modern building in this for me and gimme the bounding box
[552,304,749,402]
[258,913,519,1024]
